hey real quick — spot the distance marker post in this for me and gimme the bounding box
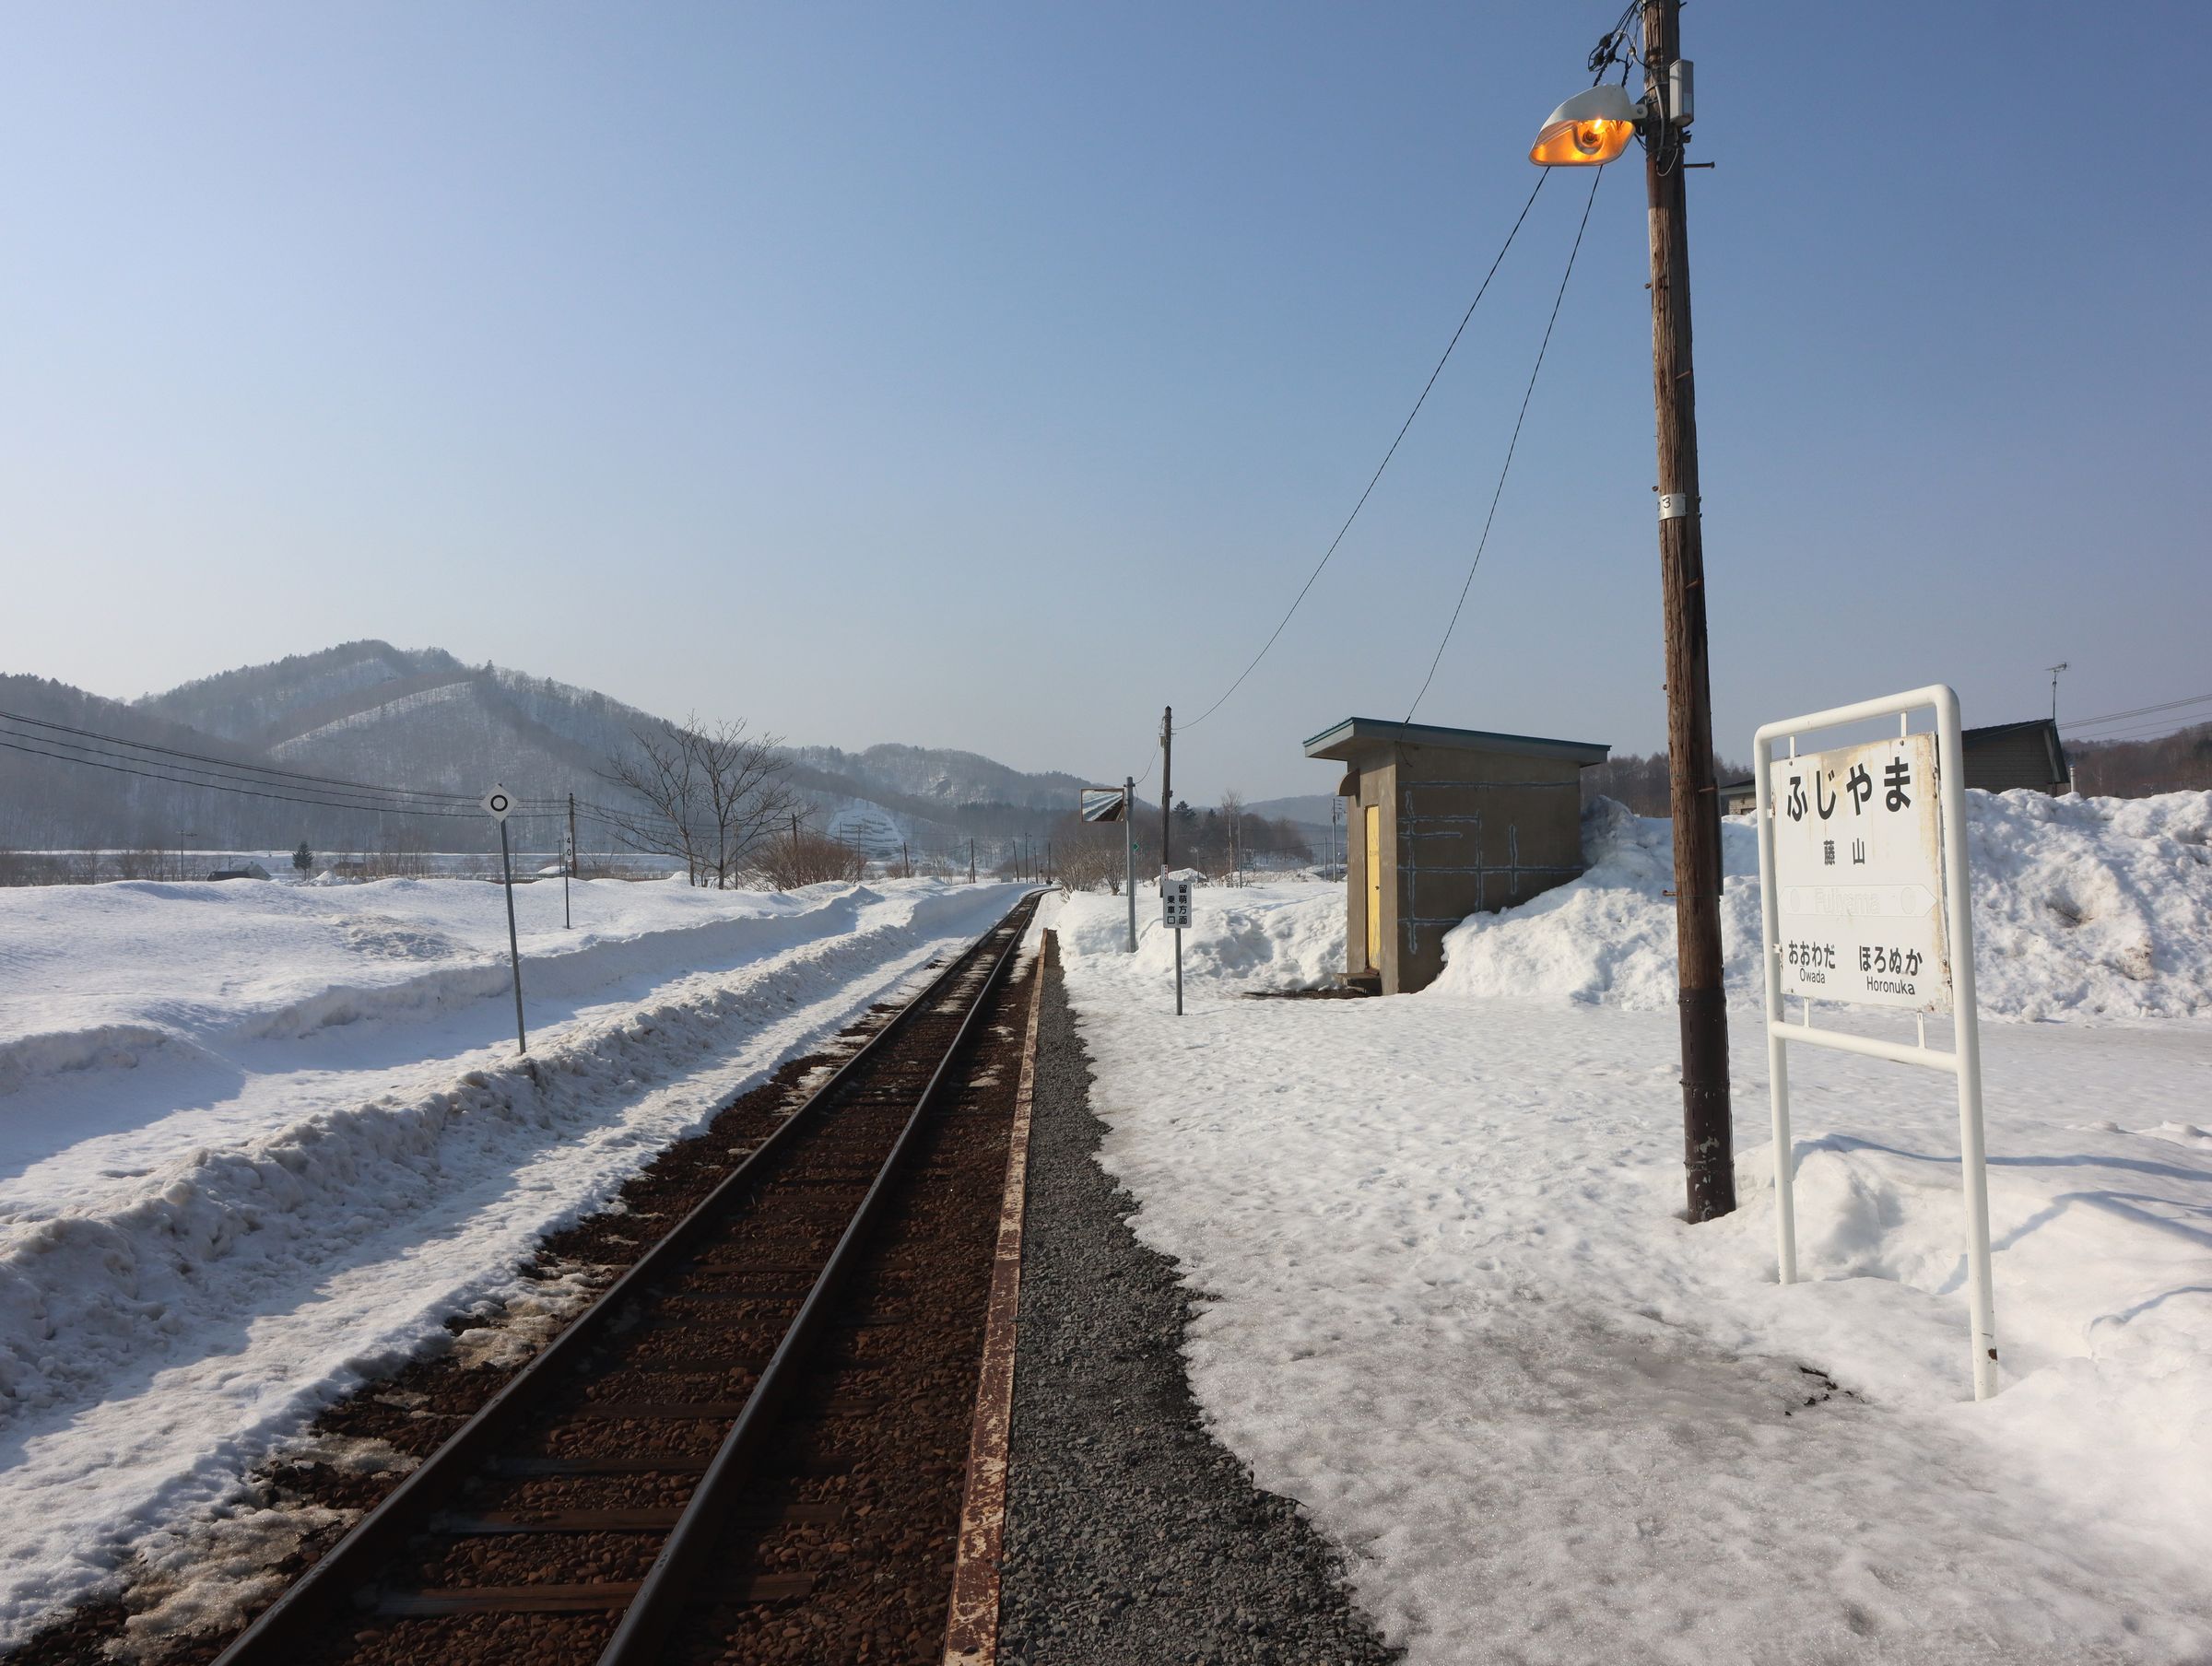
[482,784,527,1055]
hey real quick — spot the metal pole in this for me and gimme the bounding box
[1174,926,1183,1015]
[1124,774,1135,951]
[499,818,526,1055]
[1936,687,1999,1400]
[969,838,975,884]
[1643,0,1733,1221]
[1752,734,1796,1287]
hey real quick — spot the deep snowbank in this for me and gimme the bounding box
[1053,881,1344,991]
[1051,789,2212,1022]
[0,874,863,1104]
[1434,790,2212,1019]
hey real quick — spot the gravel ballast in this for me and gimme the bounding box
[995,937,1398,1665]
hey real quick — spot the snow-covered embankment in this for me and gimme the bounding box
[0,874,1025,1642]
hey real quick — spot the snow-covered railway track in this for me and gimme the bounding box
[204,893,1041,1666]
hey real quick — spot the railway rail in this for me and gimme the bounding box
[205,891,1041,1666]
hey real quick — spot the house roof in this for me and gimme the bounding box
[1303,717,1610,767]
[1962,718,2069,790]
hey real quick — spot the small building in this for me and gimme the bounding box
[1718,776,1759,815]
[1962,718,2070,794]
[1305,718,1609,995]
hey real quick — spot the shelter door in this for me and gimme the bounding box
[1363,804,1382,970]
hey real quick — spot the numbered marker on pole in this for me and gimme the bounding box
[481,785,512,823]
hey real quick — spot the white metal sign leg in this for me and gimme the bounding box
[1936,688,1999,1400]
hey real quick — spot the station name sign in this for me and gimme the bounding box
[1768,733,1950,1012]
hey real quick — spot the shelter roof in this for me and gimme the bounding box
[1303,717,1609,767]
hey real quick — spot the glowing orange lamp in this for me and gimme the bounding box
[1528,84,1641,166]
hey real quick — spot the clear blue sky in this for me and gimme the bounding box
[4,2,2206,802]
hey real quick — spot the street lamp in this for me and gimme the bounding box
[1527,84,1641,166]
[1529,2,1735,1225]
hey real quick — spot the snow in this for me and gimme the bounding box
[0,873,1025,1641]
[1051,791,2212,1662]
[1432,790,2212,1018]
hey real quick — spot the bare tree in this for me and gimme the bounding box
[1218,789,1244,887]
[758,822,867,889]
[1053,823,1125,894]
[599,715,798,889]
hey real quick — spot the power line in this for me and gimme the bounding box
[0,708,484,804]
[0,723,509,820]
[2059,691,2212,733]
[1402,164,1605,727]
[0,735,532,821]
[2065,713,2212,744]
[1177,170,1553,733]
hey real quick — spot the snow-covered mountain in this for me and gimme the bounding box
[1,641,1088,859]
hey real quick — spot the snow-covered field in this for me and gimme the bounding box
[0,873,1025,1642]
[1051,790,2212,1663]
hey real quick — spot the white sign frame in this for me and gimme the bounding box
[1754,684,1997,1401]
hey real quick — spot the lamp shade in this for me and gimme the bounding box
[1529,84,1640,166]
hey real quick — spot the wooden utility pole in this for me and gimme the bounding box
[1124,773,1136,949]
[565,792,576,928]
[1159,707,1173,881]
[1643,0,1734,1220]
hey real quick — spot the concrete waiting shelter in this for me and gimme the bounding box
[1305,718,1610,994]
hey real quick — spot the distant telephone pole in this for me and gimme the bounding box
[1124,774,1136,950]
[2048,662,2069,722]
[1159,706,1173,881]
[564,792,576,929]
[1643,0,1733,1221]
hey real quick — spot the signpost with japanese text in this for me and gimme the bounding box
[1162,876,1192,1015]
[1770,732,1948,1011]
[1753,687,1996,1401]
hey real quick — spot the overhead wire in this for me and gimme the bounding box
[1174,170,1554,734]
[2059,691,2212,733]
[2065,713,2212,744]
[0,706,762,839]
[1400,162,1605,727]
[0,734,528,820]
[0,724,506,820]
[0,708,485,804]
[0,710,980,868]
